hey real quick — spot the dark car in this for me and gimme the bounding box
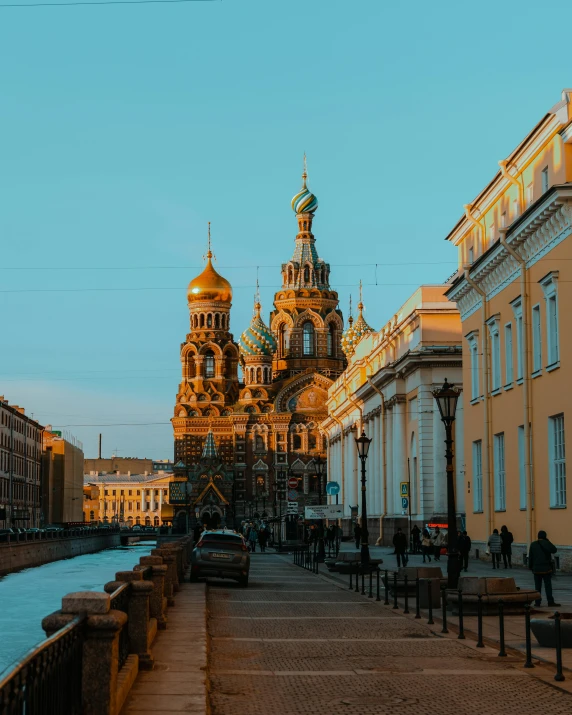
[190,530,250,587]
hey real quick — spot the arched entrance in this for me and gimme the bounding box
[199,505,223,530]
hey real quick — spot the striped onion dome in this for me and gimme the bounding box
[239,302,277,357]
[291,186,318,214]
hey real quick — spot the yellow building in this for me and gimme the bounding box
[446,89,572,567]
[83,472,176,527]
[43,429,84,524]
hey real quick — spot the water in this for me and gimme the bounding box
[0,541,154,675]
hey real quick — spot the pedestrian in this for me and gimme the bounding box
[354,522,362,550]
[458,530,471,572]
[528,530,560,607]
[193,523,201,543]
[258,524,268,553]
[488,528,502,569]
[500,525,513,568]
[393,527,408,567]
[431,527,444,561]
[248,525,258,553]
[411,525,421,554]
[421,528,432,563]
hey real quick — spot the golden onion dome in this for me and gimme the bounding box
[187,251,232,304]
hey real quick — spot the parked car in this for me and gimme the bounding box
[190,529,250,587]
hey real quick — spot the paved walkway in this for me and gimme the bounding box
[207,553,572,715]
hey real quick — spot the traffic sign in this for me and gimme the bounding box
[304,504,344,520]
[288,477,298,489]
[286,502,299,514]
[401,497,409,510]
[326,481,340,496]
[288,490,298,501]
[400,482,409,497]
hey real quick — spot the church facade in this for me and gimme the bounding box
[171,166,346,528]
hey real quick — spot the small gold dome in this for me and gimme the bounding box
[187,253,232,304]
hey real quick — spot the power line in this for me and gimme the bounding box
[0,0,213,7]
[1,261,455,270]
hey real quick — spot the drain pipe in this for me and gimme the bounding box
[330,413,345,513]
[365,358,387,545]
[343,376,364,523]
[499,160,524,213]
[500,229,534,545]
[463,267,493,537]
[463,204,484,254]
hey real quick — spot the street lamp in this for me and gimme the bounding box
[314,456,326,562]
[355,429,372,565]
[432,377,461,589]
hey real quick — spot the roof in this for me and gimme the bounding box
[83,473,173,484]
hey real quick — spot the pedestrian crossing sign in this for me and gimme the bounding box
[400,482,409,497]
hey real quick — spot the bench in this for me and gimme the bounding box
[446,577,540,615]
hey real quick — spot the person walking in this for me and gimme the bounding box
[354,522,362,550]
[458,530,471,572]
[421,528,432,563]
[411,525,421,554]
[258,524,268,553]
[393,528,408,568]
[529,530,560,607]
[488,528,502,569]
[431,527,444,561]
[248,524,258,553]
[500,525,513,568]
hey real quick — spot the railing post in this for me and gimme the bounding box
[415,578,421,619]
[476,594,484,648]
[136,556,168,630]
[43,591,127,715]
[403,576,409,614]
[393,572,398,609]
[153,549,175,606]
[113,571,155,670]
[457,590,465,639]
[427,581,434,625]
[554,612,565,682]
[376,568,380,602]
[440,586,448,633]
[384,570,389,605]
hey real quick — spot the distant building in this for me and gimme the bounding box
[42,429,84,524]
[83,472,175,527]
[0,397,43,528]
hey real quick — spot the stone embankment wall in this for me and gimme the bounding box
[0,533,121,576]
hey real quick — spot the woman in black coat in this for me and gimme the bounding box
[500,525,513,568]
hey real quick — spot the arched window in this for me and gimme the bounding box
[255,435,265,451]
[309,433,317,450]
[303,322,314,356]
[293,434,302,450]
[214,314,220,329]
[207,313,213,328]
[304,266,310,283]
[327,324,334,356]
[89,510,94,521]
[288,266,293,284]
[154,516,159,526]
[200,314,205,328]
[280,325,290,357]
[205,350,215,378]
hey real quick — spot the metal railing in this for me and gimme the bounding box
[109,583,130,670]
[0,526,121,545]
[0,615,85,715]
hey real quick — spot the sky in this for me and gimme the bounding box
[1,0,570,459]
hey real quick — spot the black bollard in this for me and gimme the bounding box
[384,570,390,605]
[524,602,534,667]
[393,572,399,610]
[554,612,565,682]
[427,581,434,625]
[369,569,373,598]
[361,569,365,596]
[376,569,381,602]
[476,593,484,648]
[498,599,507,656]
[415,578,421,619]
[457,590,465,639]
[355,565,360,593]
[349,569,353,590]
[441,586,448,634]
[403,576,409,614]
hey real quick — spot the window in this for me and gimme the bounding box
[255,435,265,451]
[511,298,523,381]
[489,223,495,242]
[532,304,542,374]
[540,272,559,367]
[466,331,480,400]
[303,322,314,356]
[205,351,215,378]
[526,183,533,207]
[308,433,317,450]
[494,433,506,510]
[487,317,501,392]
[468,246,474,264]
[513,198,519,218]
[542,166,549,194]
[518,425,526,510]
[304,266,310,283]
[293,434,302,450]
[504,323,513,385]
[327,324,334,356]
[501,211,507,228]
[549,414,566,507]
[473,440,483,512]
[280,325,290,357]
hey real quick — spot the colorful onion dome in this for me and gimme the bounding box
[291,155,318,214]
[187,224,233,304]
[239,301,277,357]
[352,300,373,343]
[341,287,373,358]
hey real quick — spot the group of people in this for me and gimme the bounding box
[487,525,514,569]
[239,521,273,552]
[306,523,341,550]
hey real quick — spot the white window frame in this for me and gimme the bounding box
[511,297,523,382]
[532,303,542,375]
[493,432,506,511]
[473,440,483,512]
[487,315,501,393]
[504,322,514,387]
[540,272,559,368]
[468,246,474,264]
[549,414,566,508]
[466,331,480,401]
[541,166,549,194]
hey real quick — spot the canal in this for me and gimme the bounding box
[0,541,154,675]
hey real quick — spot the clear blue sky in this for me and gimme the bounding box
[0,0,569,459]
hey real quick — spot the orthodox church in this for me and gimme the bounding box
[171,163,370,528]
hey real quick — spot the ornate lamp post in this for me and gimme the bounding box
[432,378,461,589]
[314,456,325,562]
[355,430,372,565]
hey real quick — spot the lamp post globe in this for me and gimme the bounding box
[432,378,461,589]
[354,429,372,566]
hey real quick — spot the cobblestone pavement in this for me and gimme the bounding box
[206,555,572,715]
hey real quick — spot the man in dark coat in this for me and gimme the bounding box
[393,528,408,567]
[354,523,362,550]
[458,530,471,572]
[529,530,560,607]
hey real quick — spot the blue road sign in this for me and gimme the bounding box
[401,497,409,510]
[326,481,341,496]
